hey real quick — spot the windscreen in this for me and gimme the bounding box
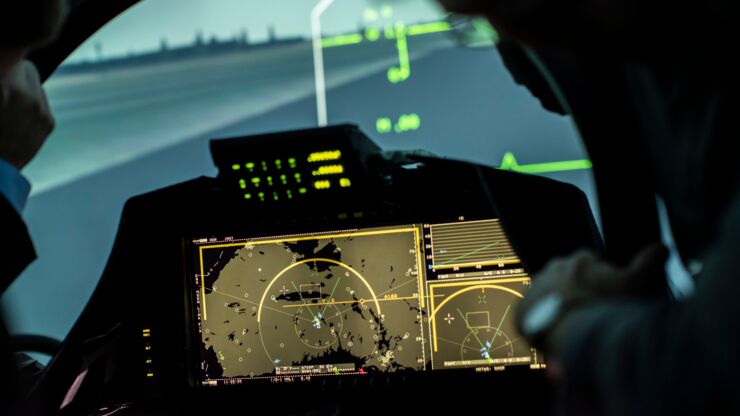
[5,0,593,351]
[191,218,541,385]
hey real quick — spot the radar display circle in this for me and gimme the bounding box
[258,258,383,368]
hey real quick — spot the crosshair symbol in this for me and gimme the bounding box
[279,285,289,296]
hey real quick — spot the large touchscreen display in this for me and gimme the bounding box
[191,218,542,386]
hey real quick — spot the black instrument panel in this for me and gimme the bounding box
[42,125,601,415]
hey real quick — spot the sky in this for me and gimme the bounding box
[68,0,445,62]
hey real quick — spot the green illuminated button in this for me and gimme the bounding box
[246,162,255,172]
[244,193,252,200]
[299,188,307,194]
[231,164,240,171]
[239,179,247,189]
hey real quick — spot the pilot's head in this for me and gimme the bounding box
[0,0,66,77]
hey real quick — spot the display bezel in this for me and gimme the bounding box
[184,214,544,389]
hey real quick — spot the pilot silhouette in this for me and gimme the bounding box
[438,0,740,414]
[0,1,66,414]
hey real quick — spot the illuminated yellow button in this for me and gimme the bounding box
[307,150,341,163]
[340,178,352,188]
[146,373,154,378]
[312,165,344,176]
[314,180,331,190]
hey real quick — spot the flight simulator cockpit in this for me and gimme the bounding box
[4,1,608,414]
[28,124,600,415]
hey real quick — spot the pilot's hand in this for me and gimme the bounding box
[0,59,55,170]
[514,244,668,356]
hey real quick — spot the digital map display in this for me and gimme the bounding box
[192,219,543,385]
